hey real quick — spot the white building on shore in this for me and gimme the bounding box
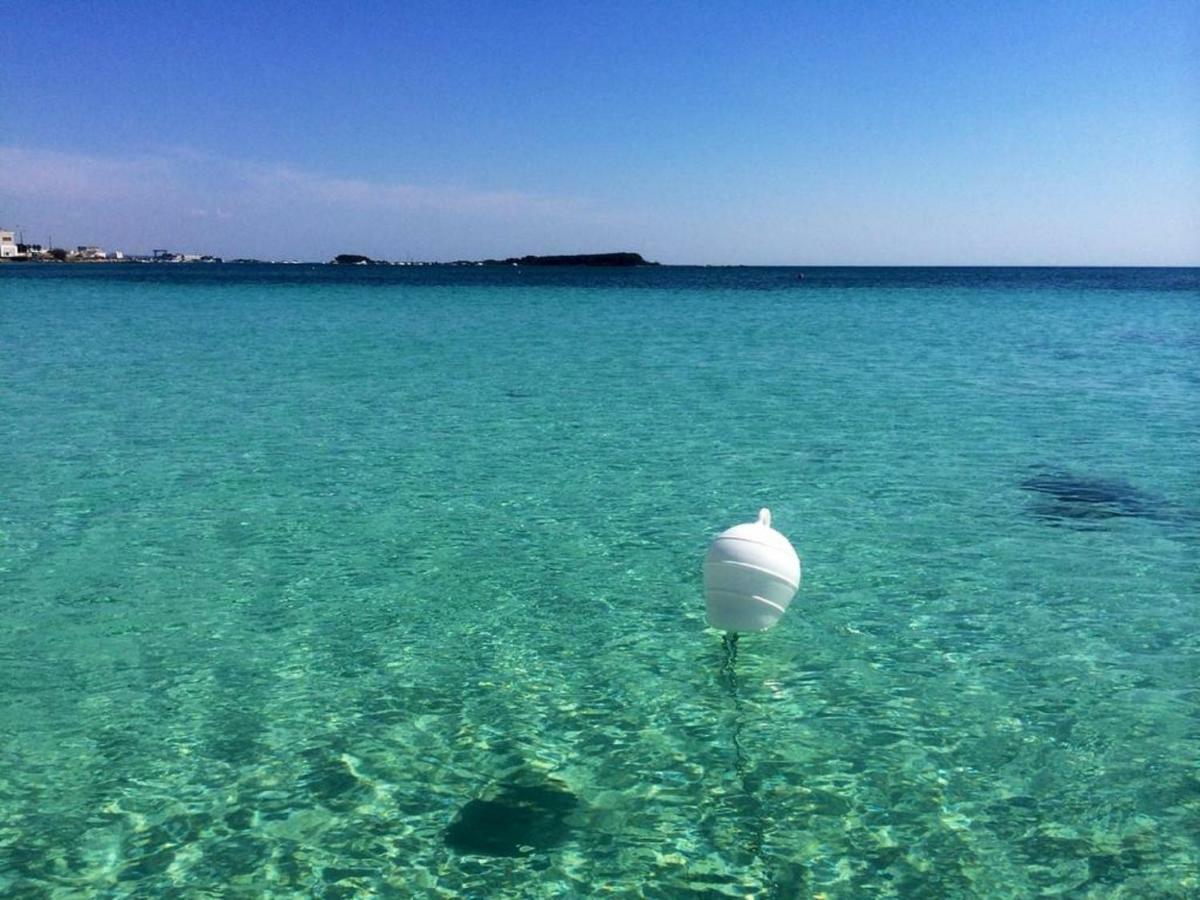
[0,230,17,258]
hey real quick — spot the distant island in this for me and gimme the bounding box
[331,252,657,267]
[478,252,656,267]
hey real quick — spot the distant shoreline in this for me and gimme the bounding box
[2,258,1195,270]
[0,254,225,265]
[331,251,657,267]
[0,251,659,267]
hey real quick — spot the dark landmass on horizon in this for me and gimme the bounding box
[331,252,656,267]
[478,252,657,267]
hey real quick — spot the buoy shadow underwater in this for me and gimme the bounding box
[444,769,580,857]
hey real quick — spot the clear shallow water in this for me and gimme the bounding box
[1,265,1197,897]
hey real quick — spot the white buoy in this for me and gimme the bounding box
[704,508,801,632]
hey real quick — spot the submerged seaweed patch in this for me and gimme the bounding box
[445,779,578,857]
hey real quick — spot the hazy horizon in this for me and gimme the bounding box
[2,1,1197,266]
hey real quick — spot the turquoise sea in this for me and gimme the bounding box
[1,264,1197,897]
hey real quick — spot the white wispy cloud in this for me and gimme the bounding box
[0,145,636,258]
[0,145,572,215]
[237,162,575,215]
[0,146,179,203]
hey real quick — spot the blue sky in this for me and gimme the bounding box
[3,1,1196,263]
